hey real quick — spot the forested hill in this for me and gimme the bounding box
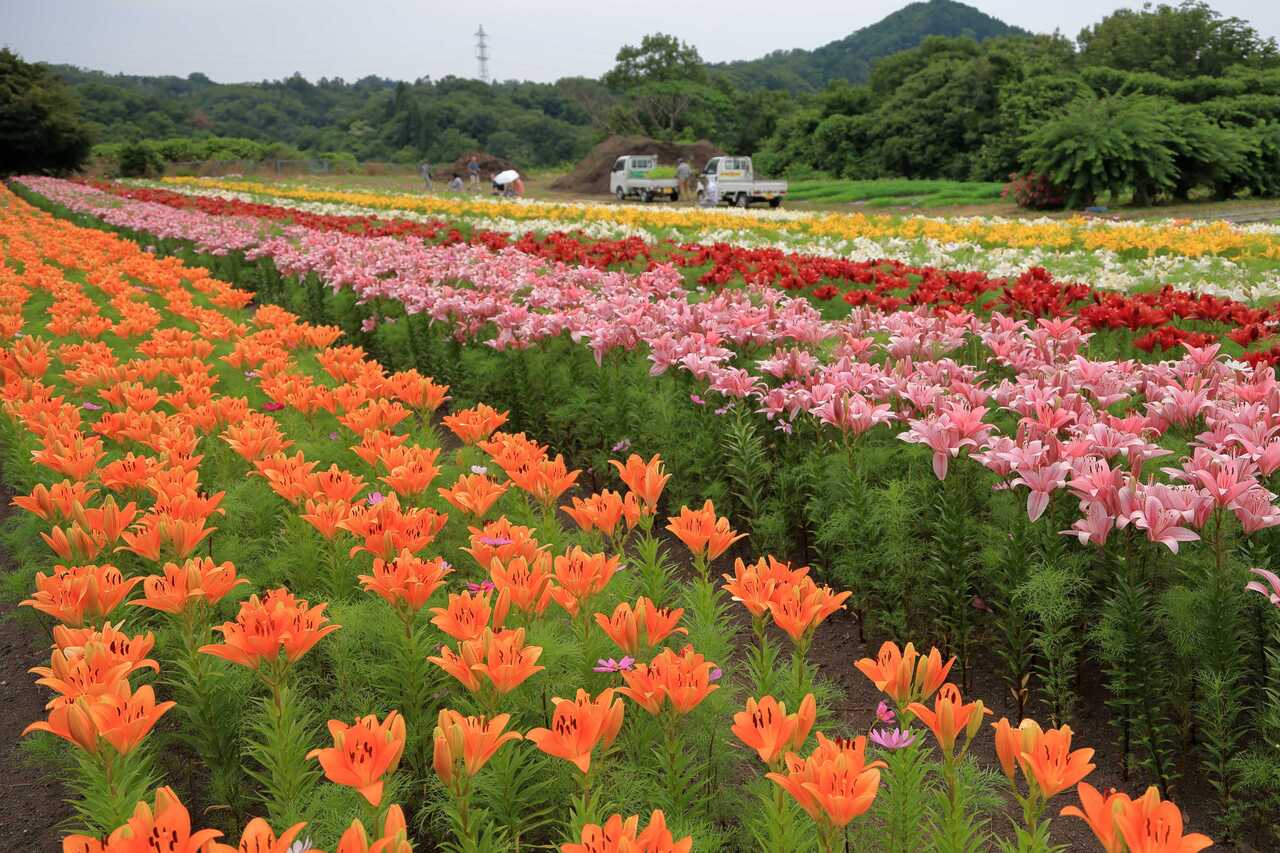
[714,0,1029,91]
[50,65,603,166]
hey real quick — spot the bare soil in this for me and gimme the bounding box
[0,480,69,851]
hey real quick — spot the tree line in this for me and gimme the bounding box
[3,1,1279,208]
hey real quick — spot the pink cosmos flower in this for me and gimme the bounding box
[594,657,636,673]
[869,727,915,750]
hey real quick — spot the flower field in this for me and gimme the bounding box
[3,173,1280,851]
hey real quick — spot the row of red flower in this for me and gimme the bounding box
[89,181,1280,360]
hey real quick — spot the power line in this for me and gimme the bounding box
[475,25,490,84]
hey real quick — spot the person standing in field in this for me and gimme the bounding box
[467,156,481,191]
[676,159,692,201]
[419,161,433,192]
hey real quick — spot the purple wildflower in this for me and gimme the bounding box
[709,667,723,682]
[81,401,103,411]
[477,535,513,547]
[467,580,496,593]
[612,438,632,453]
[470,465,489,475]
[690,393,706,405]
[876,700,896,726]
[366,491,385,506]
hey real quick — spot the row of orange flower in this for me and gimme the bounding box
[0,184,1213,851]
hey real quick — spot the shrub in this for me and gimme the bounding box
[1001,171,1068,209]
[1022,94,1179,208]
[115,142,164,178]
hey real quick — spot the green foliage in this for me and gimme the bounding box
[116,141,164,177]
[1015,560,1087,726]
[56,67,596,168]
[0,48,92,175]
[1022,94,1181,207]
[244,684,323,828]
[1078,0,1279,78]
[1095,555,1177,793]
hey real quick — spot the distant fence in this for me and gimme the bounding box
[159,159,418,178]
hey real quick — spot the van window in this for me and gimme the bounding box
[613,158,625,172]
[703,160,717,174]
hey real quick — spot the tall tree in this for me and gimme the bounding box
[603,33,707,91]
[1078,1,1279,78]
[0,48,92,175]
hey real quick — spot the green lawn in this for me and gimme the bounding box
[785,178,1005,208]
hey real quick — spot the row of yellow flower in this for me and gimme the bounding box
[164,176,1280,261]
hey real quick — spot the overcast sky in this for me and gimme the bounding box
[3,1,1278,84]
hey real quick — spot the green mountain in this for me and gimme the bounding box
[714,0,1030,91]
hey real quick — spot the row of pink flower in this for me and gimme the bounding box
[19,176,1280,556]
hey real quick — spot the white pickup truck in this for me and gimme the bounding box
[608,155,680,203]
[698,156,788,208]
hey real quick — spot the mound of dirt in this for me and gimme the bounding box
[437,151,516,180]
[552,135,723,194]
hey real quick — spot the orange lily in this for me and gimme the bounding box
[86,681,177,754]
[22,698,100,753]
[22,563,142,626]
[561,810,692,853]
[549,546,620,617]
[386,369,449,412]
[64,787,224,853]
[666,500,745,563]
[766,733,885,830]
[432,708,523,785]
[609,453,670,511]
[11,479,97,521]
[439,472,509,518]
[443,403,508,445]
[335,803,413,853]
[359,549,453,614]
[489,553,554,616]
[594,597,687,655]
[562,490,629,537]
[526,687,625,774]
[1115,786,1213,853]
[209,818,307,853]
[429,589,494,641]
[299,497,352,539]
[1015,722,1096,799]
[732,694,817,766]
[308,711,407,806]
[200,588,340,671]
[471,627,544,693]
[992,717,1042,782]
[766,579,851,645]
[51,622,157,671]
[854,641,953,709]
[618,645,720,715]
[1060,782,1131,853]
[31,643,155,707]
[427,638,485,692]
[906,683,990,756]
[509,454,580,507]
[463,518,543,570]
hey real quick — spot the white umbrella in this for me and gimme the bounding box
[493,169,519,185]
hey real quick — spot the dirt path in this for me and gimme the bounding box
[0,479,69,851]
